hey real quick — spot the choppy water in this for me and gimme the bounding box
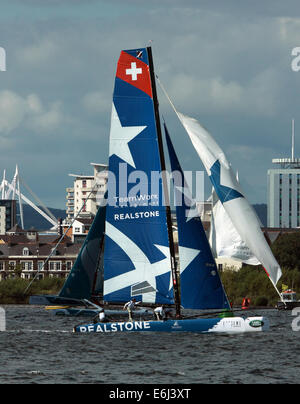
[0,305,299,385]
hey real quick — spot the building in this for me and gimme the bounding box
[62,216,94,243]
[268,120,300,228]
[268,159,300,228]
[66,163,108,221]
[0,226,81,281]
[0,200,16,234]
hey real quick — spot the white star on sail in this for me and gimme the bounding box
[175,186,199,222]
[104,222,172,303]
[109,103,147,168]
[178,246,201,275]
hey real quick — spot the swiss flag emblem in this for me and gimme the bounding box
[116,51,153,98]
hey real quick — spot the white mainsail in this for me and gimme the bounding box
[177,112,282,288]
[209,189,260,265]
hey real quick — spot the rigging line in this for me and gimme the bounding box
[155,74,181,121]
[23,182,100,296]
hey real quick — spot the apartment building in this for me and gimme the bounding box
[268,158,300,228]
[66,163,108,221]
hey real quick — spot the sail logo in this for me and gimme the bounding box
[78,321,151,333]
[0,47,6,71]
[0,307,6,331]
[126,62,142,81]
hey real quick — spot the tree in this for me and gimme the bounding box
[271,233,300,271]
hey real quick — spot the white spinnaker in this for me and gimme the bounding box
[209,190,260,265]
[177,112,282,287]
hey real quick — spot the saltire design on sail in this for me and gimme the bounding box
[103,48,174,305]
[209,188,260,265]
[177,112,282,286]
[164,124,230,310]
[59,204,106,300]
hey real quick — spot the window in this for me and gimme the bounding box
[0,262,5,271]
[82,180,87,188]
[38,261,45,271]
[21,261,33,271]
[49,261,62,271]
[9,261,16,270]
[66,261,73,271]
[23,247,29,256]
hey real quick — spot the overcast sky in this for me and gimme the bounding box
[1,0,300,209]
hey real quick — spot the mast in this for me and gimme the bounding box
[147,47,181,317]
[91,234,105,299]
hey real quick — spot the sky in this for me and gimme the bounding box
[1,0,300,209]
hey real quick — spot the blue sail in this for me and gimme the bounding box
[165,124,230,310]
[103,48,174,305]
[59,205,106,301]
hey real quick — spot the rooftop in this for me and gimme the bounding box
[272,158,300,169]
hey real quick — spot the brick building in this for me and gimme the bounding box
[0,226,81,281]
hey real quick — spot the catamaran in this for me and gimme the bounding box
[73,46,283,333]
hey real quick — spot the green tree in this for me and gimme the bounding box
[271,233,300,270]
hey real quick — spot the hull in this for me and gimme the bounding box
[277,301,300,310]
[74,316,269,334]
[29,295,84,306]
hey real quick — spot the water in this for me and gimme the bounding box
[0,305,299,384]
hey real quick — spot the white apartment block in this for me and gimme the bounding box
[268,158,300,228]
[0,200,16,234]
[0,206,6,234]
[66,163,108,221]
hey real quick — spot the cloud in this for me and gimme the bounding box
[166,68,281,118]
[1,0,300,207]
[82,91,110,115]
[0,91,27,134]
[29,100,64,132]
[0,90,66,135]
[16,39,58,68]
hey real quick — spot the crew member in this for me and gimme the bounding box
[154,305,173,321]
[123,298,140,322]
[154,305,165,320]
[93,308,108,324]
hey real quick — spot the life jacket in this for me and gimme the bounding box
[242,298,250,309]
